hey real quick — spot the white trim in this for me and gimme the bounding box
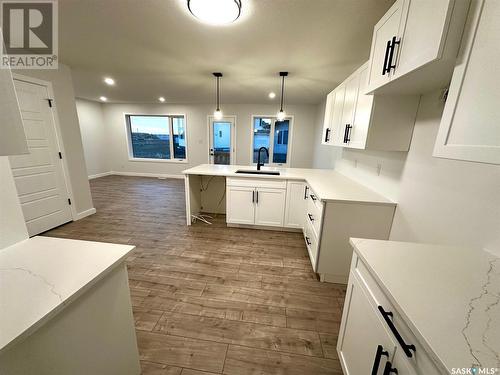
[207,115,237,165]
[123,112,189,163]
[111,171,184,179]
[75,208,96,220]
[11,73,78,221]
[88,171,113,180]
[250,115,294,167]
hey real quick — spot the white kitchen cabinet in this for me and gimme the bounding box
[284,181,307,229]
[321,91,335,145]
[226,186,255,225]
[366,0,470,94]
[324,61,419,151]
[226,178,286,228]
[434,0,500,165]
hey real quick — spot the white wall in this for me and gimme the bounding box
[328,90,500,251]
[79,102,317,177]
[13,65,94,217]
[75,99,110,178]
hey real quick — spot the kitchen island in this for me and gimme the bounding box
[0,236,140,375]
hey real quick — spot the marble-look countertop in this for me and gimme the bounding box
[350,238,500,372]
[0,236,134,354]
[182,164,395,206]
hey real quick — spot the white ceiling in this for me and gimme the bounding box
[60,0,394,104]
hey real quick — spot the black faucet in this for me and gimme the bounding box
[257,147,269,170]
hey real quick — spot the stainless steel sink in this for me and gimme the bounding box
[235,169,280,176]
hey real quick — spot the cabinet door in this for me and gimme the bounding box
[339,73,361,147]
[349,65,374,149]
[339,275,396,375]
[254,188,286,227]
[284,181,306,229]
[322,91,335,145]
[434,0,500,164]
[330,85,346,145]
[226,186,255,225]
[366,0,404,92]
[393,0,455,79]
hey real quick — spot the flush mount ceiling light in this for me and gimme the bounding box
[99,96,107,102]
[276,72,288,121]
[187,0,242,25]
[104,77,115,85]
[213,72,223,120]
[158,97,166,102]
[268,92,276,99]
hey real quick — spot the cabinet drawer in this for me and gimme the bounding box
[227,177,286,189]
[304,220,318,272]
[306,191,323,238]
[353,255,442,374]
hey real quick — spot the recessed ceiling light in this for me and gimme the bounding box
[99,96,107,102]
[158,97,166,102]
[268,92,276,99]
[104,77,115,85]
[187,0,242,25]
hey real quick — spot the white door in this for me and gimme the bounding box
[9,79,72,236]
[366,0,403,92]
[209,116,235,165]
[226,186,255,225]
[284,181,306,229]
[254,188,286,227]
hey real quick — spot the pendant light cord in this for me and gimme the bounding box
[279,75,285,111]
[216,76,220,111]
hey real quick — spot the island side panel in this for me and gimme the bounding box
[0,264,140,375]
[184,174,202,225]
[200,175,226,215]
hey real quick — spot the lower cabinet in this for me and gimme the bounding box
[226,178,286,227]
[284,181,307,229]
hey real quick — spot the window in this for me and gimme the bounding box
[126,115,186,161]
[252,116,291,165]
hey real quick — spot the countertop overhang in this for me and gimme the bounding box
[183,164,395,206]
[0,236,134,354]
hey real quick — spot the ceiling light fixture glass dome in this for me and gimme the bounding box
[187,0,242,25]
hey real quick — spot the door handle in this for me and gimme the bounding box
[387,36,401,73]
[382,39,392,75]
[344,124,352,143]
[378,306,416,357]
[371,345,389,375]
[383,361,398,375]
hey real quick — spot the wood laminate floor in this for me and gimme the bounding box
[43,175,346,374]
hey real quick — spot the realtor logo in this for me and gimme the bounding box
[0,0,58,69]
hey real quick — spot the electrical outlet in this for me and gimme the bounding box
[376,163,382,176]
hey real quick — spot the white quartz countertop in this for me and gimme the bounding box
[183,164,395,206]
[350,238,500,372]
[0,236,134,354]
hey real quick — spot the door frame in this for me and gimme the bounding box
[12,73,77,221]
[207,115,236,164]
[250,115,294,167]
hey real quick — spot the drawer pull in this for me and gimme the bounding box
[378,306,416,358]
[308,213,314,222]
[383,361,398,375]
[371,345,389,375]
[305,237,311,246]
[310,194,317,201]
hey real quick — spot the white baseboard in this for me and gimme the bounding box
[74,207,96,220]
[111,171,184,179]
[88,171,113,180]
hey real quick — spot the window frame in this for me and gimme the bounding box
[124,113,188,163]
[250,115,293,167]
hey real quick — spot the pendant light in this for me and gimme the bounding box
[277,72,288,121]
[213,72,223,120]
[187,0,242,25]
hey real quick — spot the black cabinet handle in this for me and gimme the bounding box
[308,213,314,222]
[387,36,400,73]
[343,125,348,143]
[378,306,416,357]
[344,124,352,143]
[310,194,317,201]
[304,186,309,199]
[371,345,389,375]
[252,190,255,203]
[383,361,398,375]
[256,190,259,204]
[382,39,392,75]
[305,237,311,246]
[324,128,331,143]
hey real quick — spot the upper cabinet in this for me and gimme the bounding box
[0,66,28,156]
[434,0,500,165]
[366,0,471,95]
[322,62,419,151]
